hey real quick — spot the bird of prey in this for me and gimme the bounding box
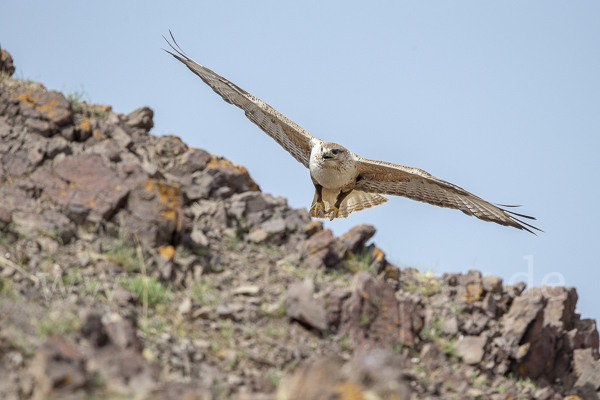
[163,33,540,234]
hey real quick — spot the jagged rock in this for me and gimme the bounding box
[228,191,274,226]
[203,157,259,197]
[463,311,490,335]
[575,319,600,351]
[285,278,328,332]
[0,184,36,215]
[482,292,498,316]
[32,154,128,223]
[457,270,484,304]
[16,90,73,127]
[398,293,424,346]
[1,48,15,76]
[107,125,132,150]
[482,276,503,293]
[302,228,334,257]
[326,290,350,333]
[260,217,287,235]
[455,335,486,365]
[503,281,527,297]
[499,286,590,383]
[301,228,342,269]
[121,179,184,247]
[72,114,92,141]
[544,286,578,330]
[25,117,54,136]
[90,138,122,162]
[125,106,154,131]
[179,147,212,173]
[572,348,600,392]
[2,149,43,177]
[331,224,376,258]
[31,334,88,400]
[502,287,546,347]
[46,135,71,158]
[155,135,188,158]
[340,272,401,346]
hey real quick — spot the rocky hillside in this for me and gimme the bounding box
[1,48,599,400]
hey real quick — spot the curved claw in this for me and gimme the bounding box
[326,207,339,221]
[310,201,325,215]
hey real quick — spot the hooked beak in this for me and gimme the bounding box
[322,151,334,160]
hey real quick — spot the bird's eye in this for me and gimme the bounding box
[331,149,340,155]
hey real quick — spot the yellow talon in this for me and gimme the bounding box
[310,201,325,215]
[326,207,339,221]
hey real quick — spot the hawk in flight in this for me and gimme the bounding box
[164,33,540,234]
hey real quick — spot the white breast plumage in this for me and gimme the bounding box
[309,145,356,189]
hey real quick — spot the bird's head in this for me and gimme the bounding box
[320,142,348,164]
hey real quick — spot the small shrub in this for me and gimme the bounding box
[37,312,81,336]
[104,240,139,272]
[118,276,172,307]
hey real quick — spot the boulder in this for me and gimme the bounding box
[1,48,16,76]
[572,348,600,392]
[455,335,486,365]
[340,272,402,347]
[125,106,154,131]
[285,278,328,332]
[33,154,128,223]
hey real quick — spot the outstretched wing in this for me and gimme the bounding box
[355,158,541,234]
[163,32,313,168]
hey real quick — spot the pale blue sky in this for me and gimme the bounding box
[2,2,599,322]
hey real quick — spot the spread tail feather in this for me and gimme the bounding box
[310,190,388,219]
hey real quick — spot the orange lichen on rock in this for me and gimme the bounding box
[460,283,483,304]
[206,158,234,170]
[206,157,259,192]
[304,221,323,237]
[373,247,385,262]
[165,134,182,142]
[385,265,399,281]
[36,99,59,119]
[159,245,175,261]
[143,179,183,230]
[96,105,112,113]
[78,117,91,134]
[16,92,40,107]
